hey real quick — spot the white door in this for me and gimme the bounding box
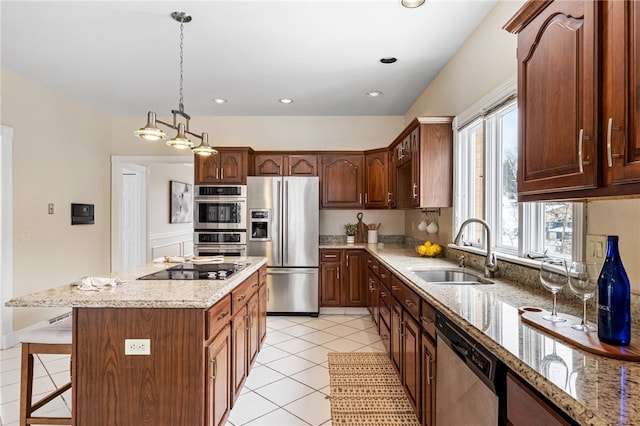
[121,167,146,271]
[1,126,14,349]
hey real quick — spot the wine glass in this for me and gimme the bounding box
[539,258,568,322]
[568,261,599,331]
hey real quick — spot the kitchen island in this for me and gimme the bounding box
[322,243,639,426]
[6,257,268,426]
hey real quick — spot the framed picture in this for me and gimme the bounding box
[170,180,193,224]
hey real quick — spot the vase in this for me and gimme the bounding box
[346,235,355,244]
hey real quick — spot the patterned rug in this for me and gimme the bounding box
[327,352,420,425]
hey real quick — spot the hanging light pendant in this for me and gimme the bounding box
[134,112,167,141]
[134,11,216,156]
[166,123,193,149]
[192,133,217,156]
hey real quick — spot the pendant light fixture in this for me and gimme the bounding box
[134,11,217,156]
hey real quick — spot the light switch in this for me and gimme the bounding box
[48,203,54,214]
[586,235,607,263]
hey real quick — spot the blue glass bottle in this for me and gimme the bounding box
[597,235,631,346]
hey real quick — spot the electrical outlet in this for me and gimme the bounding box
[586,234,607,263]
[125,339,151,355]
[19,230,30,242]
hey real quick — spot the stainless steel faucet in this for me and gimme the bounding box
[453,218,498,278]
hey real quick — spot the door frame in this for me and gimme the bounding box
[111,156,193,272]
[1,126,14,349]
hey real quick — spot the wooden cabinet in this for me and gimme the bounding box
[206,325,231,426]
[506,372,572,426]
[603,0,640,188]
[505,0,640,200]
[195,148,253,184]
[258,266,268,347]
[230,307,247,406]
[320,249,365,307]
[403,313,421,417]
[394,118,453,208]
[254,154,318,176]
[364,149,389,208]
[320,154,364,208]
[390,298,402,373]
[420,333,436,426]
[247,292,260,369]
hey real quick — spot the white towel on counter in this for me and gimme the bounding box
[153,256,192,263]
[72,276,123,291]
[191,256,224,264]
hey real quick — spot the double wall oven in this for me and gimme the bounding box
[193,185,247,257]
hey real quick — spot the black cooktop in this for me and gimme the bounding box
[137,262,247,281]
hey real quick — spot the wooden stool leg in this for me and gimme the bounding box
[20,343,34,426]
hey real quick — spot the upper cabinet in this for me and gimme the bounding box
[393,117,454,208]
[364,149,389,209]
[505,0,640,201]
[195,148,253,185]
[320,154,364,208]
[254,154,317,176]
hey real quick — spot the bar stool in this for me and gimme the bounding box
[19,316,72,426]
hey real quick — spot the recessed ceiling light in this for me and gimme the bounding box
[380,57,397,64]
[401,0,425,8]
[367,91,383,97]
[212,98,227,104]
[279,98,294,104]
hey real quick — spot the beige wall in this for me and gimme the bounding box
[1,68,112,329]
[114,115,405,155]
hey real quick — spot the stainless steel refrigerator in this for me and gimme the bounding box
[246,176,319,315]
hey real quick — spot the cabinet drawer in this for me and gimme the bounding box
[379,296,391,328]
[258,265,268,286]
[367,254,379,274]
[402,286,421,321]
[321,249,341,262]
[380,313,391,353]
[420,300,437,339]
[378,264,391,287]
[232,272,259,314]
[206,294,231,340]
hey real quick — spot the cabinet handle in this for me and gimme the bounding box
[405,299,415,307]
[420,315,433,324]
[412,184,418,198]
[365,193,368,204]
[289,165,292,175]
[578,128,584,173]
[237,294,246,302]
[387,192,392,203]
[217,311,229,320]
[221,168,224,180]
[325,254,337,258]
[380,273,387,279]
[607,118,613,167]
[391,285,399,291]
[210,357,217,379]
[216,168,220,180]
[380,291,386,297]
[426,352,434,384]
[359,193,362,204]
[346,255,349,267]
[336,267,340,280]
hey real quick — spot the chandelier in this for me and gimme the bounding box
[134,11,217,156]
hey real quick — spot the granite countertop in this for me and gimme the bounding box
[321,243,638,426]
[5,257,268,309]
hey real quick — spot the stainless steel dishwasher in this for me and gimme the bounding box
[435,312,506,425]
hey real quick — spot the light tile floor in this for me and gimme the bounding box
[0,313,384,426]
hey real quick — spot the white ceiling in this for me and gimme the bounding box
[1,0,496,117]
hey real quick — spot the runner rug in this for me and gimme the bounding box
[327,352,420,425]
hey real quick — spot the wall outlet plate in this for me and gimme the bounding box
[125,338,151,355]
[586,235,607,263]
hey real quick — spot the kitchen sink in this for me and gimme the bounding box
[409,268,493,285]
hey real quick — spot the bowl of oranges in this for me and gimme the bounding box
[415,241,443,258]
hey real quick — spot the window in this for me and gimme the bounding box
[454,80,583,261]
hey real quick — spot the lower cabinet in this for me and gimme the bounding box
[206,325,231,426]
[420,333,436,426]
[402,313,421,415]
[231,306,248,406]
[506,372,573,426]
[320,249,366,307]
[247,292,260,369]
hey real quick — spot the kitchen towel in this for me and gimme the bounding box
[72,276,123,291]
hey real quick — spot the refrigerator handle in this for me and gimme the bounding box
[284,180,289,263]
[276,179,282,264]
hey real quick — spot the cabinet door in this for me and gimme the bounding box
[343,250,366,307]
[403,313,421,418]
[206,325,231,426]
[320,155,364,208]
[247,293,260,369]
[364,151,389,208]
[388,146,398,208]
[421,333,436,426]
[219,152,246,184]
[506,372,571,426]
[410,129,421,208]
[390,298,402,374]
[231,308,247,406]
[415,121,453,208]
[196,154,222,184]
[258,284,268,347]
[605,0,640,186]
[320,252,341,307]
[515,0,598,198]
[254,154,284,176]
[287,155,318,176]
